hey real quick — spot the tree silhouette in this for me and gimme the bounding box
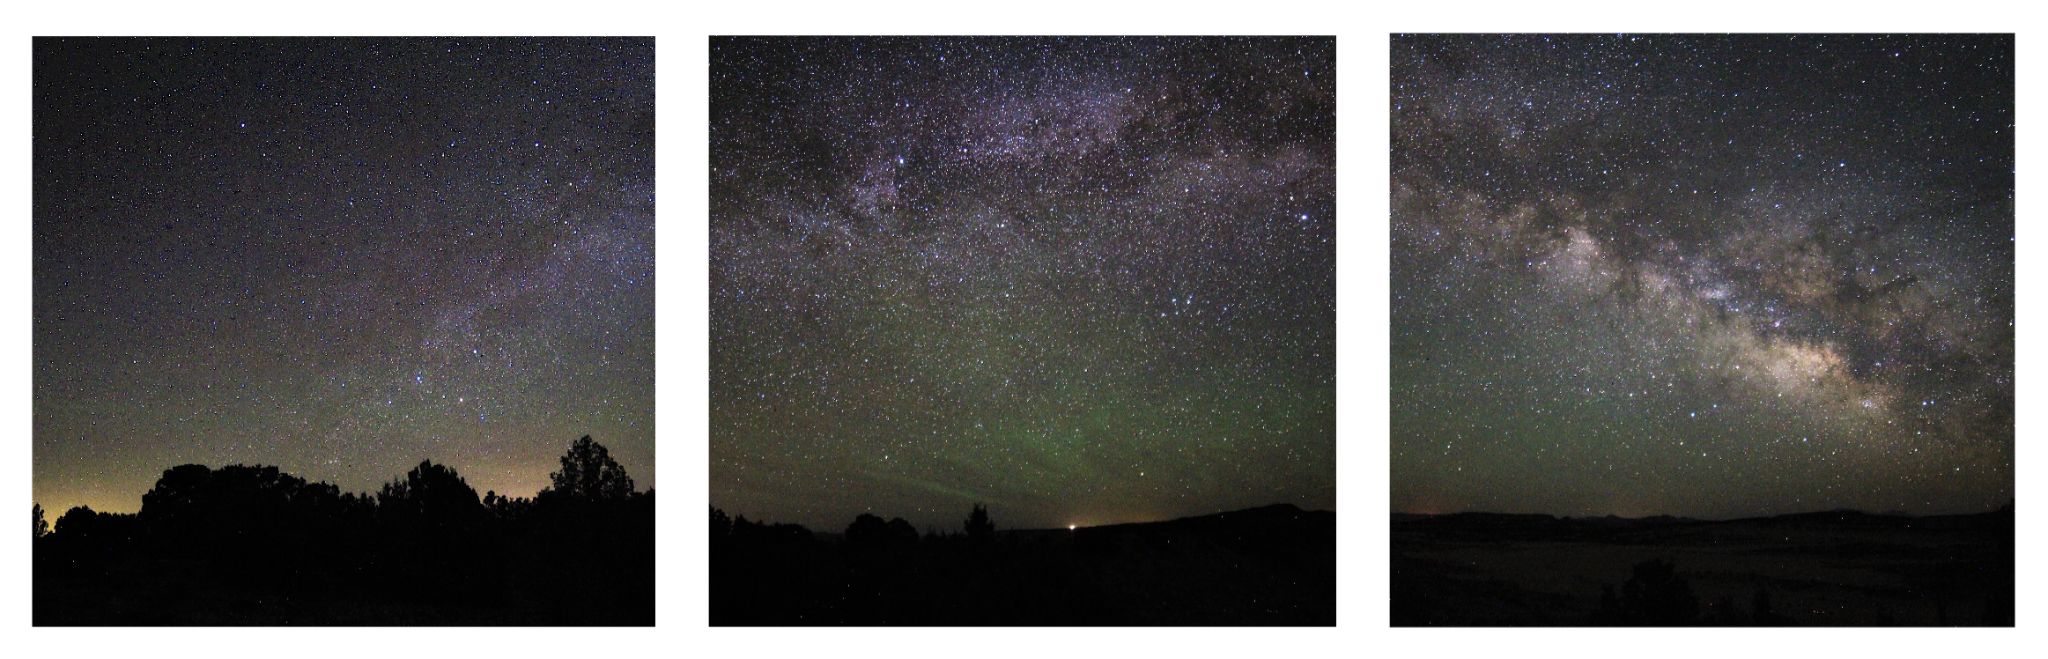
[541,435,635,502]
[965,503,995,540]
[378,460,483,524]
[846,513,919,547]
[137,464,352,535]
[885,517,916,543]
[483,490,534,519]
[35,455,654,625]
[729,514,812,545]
[34,503,46,538]
[847,513,890,544]
[139,464,217,520]
[53,505,98,538]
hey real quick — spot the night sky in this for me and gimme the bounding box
[33,38,655,515]
[711,37,1334,532]
[1392,35,2012,518]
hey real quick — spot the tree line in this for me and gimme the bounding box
[708,502,997,547]
[34,435,652,625]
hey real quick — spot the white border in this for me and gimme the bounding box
[0,2,2039,659]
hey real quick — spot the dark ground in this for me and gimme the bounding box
[1391,507,2015,626]
[35,459,653,626]
[711,503,1335,626]
[35,511,654,626]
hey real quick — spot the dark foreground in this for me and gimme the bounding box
[36,500,654,625]
[712,503,1335,625]
[1392,507,2015,626]
[36,441,653,625]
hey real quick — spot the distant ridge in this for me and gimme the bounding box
[1078,503,1330,533]
[1053,502,1336,565]
[1393,505,2012,524]
[1392,507,2013,542]
[719,503,1336,539]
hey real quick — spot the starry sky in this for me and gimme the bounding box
[711,37,1334,532]
[33,38,654,515]
[1392,34,2012,519]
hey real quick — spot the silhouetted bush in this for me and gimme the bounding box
[1592,558,1700,625]
[847,513,919,548]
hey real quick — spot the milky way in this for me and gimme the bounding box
[34,38,655,514]
[711,37,1334,531]
[1392,35,2012,518]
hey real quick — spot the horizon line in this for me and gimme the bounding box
[1391,503,2014,522]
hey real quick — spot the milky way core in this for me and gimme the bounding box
[1392,35,2012,518]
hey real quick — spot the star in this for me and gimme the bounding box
[711,37,1334,531]
[1392,34,2011,518]
[34,37,655,515]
